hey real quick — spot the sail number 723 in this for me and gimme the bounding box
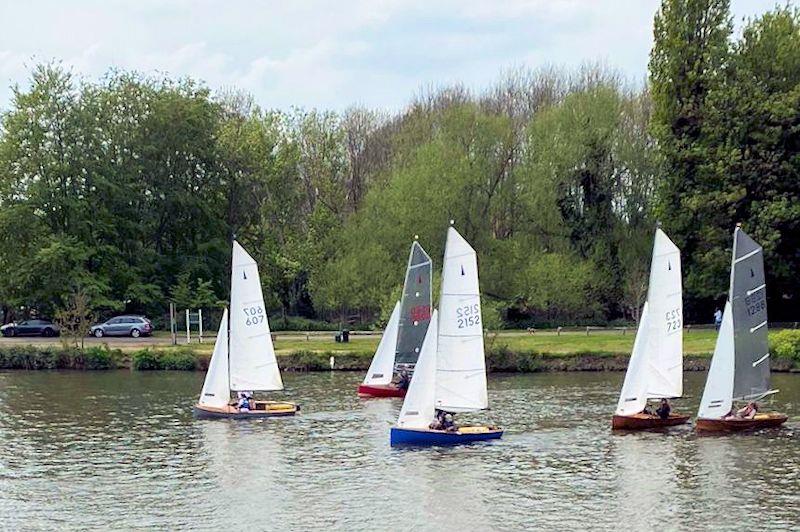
[665,308,681,332]
[243,305,265,326]
[456,303,480,329]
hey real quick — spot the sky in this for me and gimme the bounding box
[0,0,790,112]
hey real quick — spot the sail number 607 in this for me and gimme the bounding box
[243,305,265,326]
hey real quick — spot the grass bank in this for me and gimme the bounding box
[2,329,799,372]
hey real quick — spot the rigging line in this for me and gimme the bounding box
[749,321,767,333]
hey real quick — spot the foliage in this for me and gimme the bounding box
[55,288,96,350]
[0,345,120,369]
[770,329,800,363]
[1,3,799,328]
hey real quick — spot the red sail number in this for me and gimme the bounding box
[410,305,431,322]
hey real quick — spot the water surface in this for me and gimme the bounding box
[0,371,797,530]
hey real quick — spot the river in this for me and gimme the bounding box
[0,370,797,530]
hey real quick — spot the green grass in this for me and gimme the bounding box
[153,329,720,358]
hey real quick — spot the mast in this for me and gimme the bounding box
[227,236,234,397]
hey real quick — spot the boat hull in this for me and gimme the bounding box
[357,383,406,398]
[390,426,503,446]
[696,412,788,432]
[612,413,690,430]
[193,401,299,419]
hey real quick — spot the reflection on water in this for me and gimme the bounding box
[0,371,797,530]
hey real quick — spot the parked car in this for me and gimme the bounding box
[1,319,60,337]
[90,316,153,338]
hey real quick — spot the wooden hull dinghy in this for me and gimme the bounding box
[697,227,784,436]
[612,413,690,430]
[194,401,299,419]
[390,226,502,448]
[193,242,299,419]
[359,240,432,398]
[696,412,787,433]
[390,426,503,446]
[357,383,407,398]
[613,228,687,431]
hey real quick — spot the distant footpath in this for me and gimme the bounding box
[1,329,799,372]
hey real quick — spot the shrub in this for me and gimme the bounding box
[160,348,198,370]
[80,346,119,369]
[131,349,161,370]
[770,329,800,363]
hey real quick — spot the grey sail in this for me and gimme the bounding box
[394,241,433,366]
[730,228,770,400]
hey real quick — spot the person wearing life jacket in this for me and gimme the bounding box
[237,392,251,411]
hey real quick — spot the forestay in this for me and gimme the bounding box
[362,302,400,386]
[730,228,770,400]
[435,227,488,413]
[397,311,439,429]
[395,241,433,365]
[228,241,283,391]
[199,309,231,408]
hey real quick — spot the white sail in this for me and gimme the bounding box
[397,310,439,429]
[642,228,683,399]
[362,302,401,385]
[616,303,651,416]
[228,241,283,391]
[435,227,488,412]
[199,309,231,408]
[698,301,735,418]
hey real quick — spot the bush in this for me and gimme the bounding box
[269,316,339,331]
[131,349,161,370]
[770,329,800,363]
[131,348,199,370]
[0,345,119,369]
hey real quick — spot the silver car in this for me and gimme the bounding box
[90,316,153,338]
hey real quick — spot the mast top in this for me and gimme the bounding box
[735,222,742,229]
[414,234,419,240]
[449,219,455,226]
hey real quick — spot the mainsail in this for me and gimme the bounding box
[397,310,439,429]
[394,241,433,366]
[228,241,283,392]
[698,227,773,419]
[199,309,231,408]
[616,228,683,416]
[362,302,401,386]
[730,228,770,400]
[435,227,488,413]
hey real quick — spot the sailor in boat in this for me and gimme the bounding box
[641,403,654,416]
[656,399,671,420]
[237,392,251,412]
[395,369,411,391]
[725,402,758,420]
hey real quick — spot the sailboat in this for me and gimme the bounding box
[612,228,690,429]
[696,225,787,432]
[193,241,299,419]
[390,225,503,446]
[358,240,432,398]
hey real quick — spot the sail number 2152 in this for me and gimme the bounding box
[456,303,480,329]
[243,305,265,326]
[665,308,681,332]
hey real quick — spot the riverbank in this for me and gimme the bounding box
[2,331,799,372]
